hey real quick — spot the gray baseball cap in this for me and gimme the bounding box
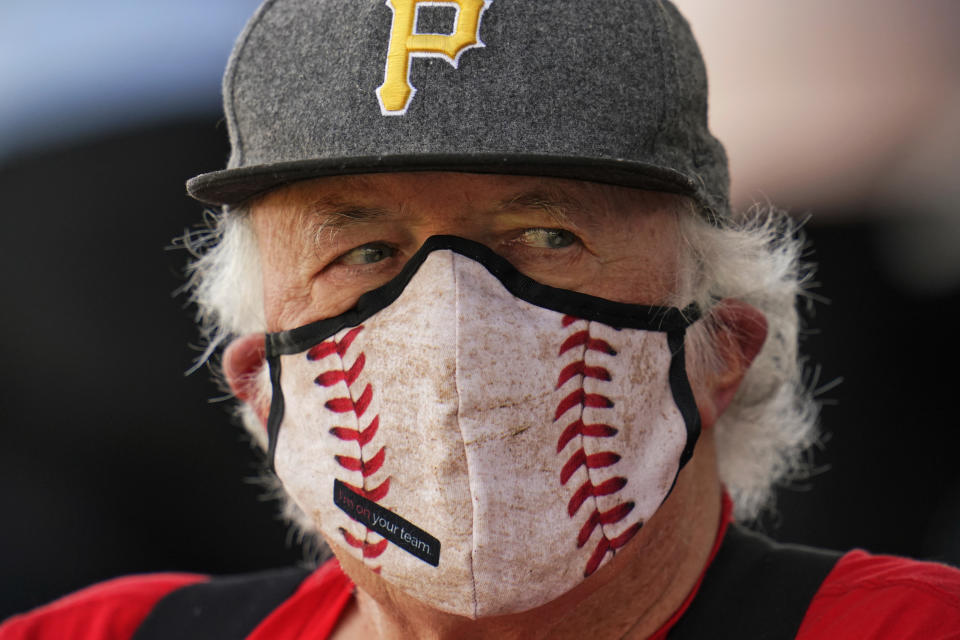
[187,0,729,220]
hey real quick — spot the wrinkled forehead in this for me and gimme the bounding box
[245,171,693,237]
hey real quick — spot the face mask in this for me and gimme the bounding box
[264,236,701,619]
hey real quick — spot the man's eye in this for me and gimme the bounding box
[519,228,577,249]
[334,243,397,266]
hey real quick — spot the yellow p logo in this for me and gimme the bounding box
[377,0,492,115]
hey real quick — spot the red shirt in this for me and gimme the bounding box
[795,550,960,639]
[4,505,959,639]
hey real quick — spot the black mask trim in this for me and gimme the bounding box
[668,329,701,470]
[263,235,701,472]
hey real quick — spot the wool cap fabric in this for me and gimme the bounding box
[187,0,730,220]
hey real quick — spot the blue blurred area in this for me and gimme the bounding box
[0,0,262,159]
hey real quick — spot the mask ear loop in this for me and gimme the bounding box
[264,353,285,474]
[667,325,702,470]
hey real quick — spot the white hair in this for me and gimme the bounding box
[181,207,317,540]
[673,203,818,520]
[181,198,818,527]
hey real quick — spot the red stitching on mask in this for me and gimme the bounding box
[338,527,389,560]
[335,446,386,477]
[341,478,391,502]
[576,501,635,548]
[555,315,638,578]
[554,389,614,421]
[324,383,373,416]
[556,419,618,453]
[559,449,621,485]
[314,353,365,387]
[566,476,627,517]
[329,415,379,446]
[558,331,617,357]
[307,326,363,360]
[310,325,391,569]
[556,360,611,388]
[584,522,642,577]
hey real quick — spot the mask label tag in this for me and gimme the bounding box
[334,479,441,567]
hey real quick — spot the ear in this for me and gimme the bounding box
[694,299,768,430]
[223,333,270,425]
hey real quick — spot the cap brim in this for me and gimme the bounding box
[186,153,704,209]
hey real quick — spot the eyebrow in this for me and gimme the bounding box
[301,184,592,241]
[496,189,584,228]
[303,198,393,239]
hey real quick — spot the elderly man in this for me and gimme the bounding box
[3,0,959,638]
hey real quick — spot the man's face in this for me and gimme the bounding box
[242,172,708,614]
[225,172,767,619]
[248,172,686,333]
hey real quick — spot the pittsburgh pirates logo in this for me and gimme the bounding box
[377,0,492,115]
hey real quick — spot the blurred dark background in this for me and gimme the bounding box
[2,0,958,621]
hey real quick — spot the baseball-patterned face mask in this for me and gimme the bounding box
[264,235,701,619]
